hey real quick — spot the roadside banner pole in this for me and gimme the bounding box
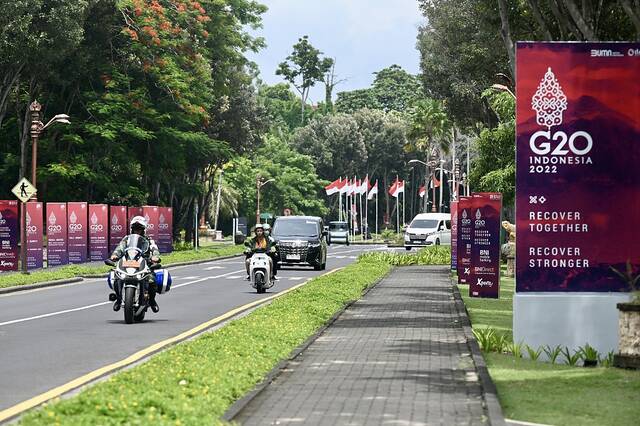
[375,190,378,237]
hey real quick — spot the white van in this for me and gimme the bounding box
[404,212,451,250]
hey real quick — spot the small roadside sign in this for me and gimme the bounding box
[11,178,37,203]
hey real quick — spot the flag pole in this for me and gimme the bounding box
[365,178,369,240]
[339,178,343,221]
[375,187,378,238]
[395,176,399,234]
[402,181,405,226]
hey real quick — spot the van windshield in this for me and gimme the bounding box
[273,219,319,237]
[410,219,439,229]
[329,222,348,231]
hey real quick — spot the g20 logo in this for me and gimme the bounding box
[529,130,593,156]
[69,223,83,232]
[111,224,123,232]
[48,224,62,233]
[27,225,38,235]
[90,224,104,232]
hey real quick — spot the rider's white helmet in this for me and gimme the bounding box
[130,216,148,233]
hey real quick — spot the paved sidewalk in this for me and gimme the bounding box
[231,266,500,425]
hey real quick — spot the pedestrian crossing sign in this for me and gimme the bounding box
[11,178,37,203]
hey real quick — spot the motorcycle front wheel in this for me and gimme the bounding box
[124,287,136,324]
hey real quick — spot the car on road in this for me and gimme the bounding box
[272,216,328,270]
[404,212,451,250]
[327,221,349,245]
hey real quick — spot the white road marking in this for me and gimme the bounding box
[0,269,245,327]
[288,277,304,281]
[204,266,225,270]
[225,276,243,280]
[178,276,200,280]
[332,255,346,259]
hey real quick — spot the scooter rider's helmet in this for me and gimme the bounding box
[263,223,271,236]
[254,223,264,235]
[130,216,148,235]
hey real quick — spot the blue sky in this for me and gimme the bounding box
[247,0,424,103]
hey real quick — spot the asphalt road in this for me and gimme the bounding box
[0,244,397,414]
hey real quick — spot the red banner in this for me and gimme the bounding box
[46,203,68,266]
[67,202,88,264]
[157,207,173,253]
[0,200,19,271]
[142,206,159,241]
[450,201,458,272]
[26,202,43,269]
[109,206,127,252]
[468,193,502,298]
[516,42,640,292]
[456,196,472,284]
[89,204,109,261]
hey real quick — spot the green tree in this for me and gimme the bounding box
[407,98,451,155]
[335,89,381,114]
[276,35,333,123]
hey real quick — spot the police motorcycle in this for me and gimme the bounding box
[248,248,275,294]
[105,234,171,324]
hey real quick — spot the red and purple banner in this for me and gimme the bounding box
[0,200,19,271]
[516,42,640,292]
[157,207,173,253]
[26,202,43,270]
[142,206,159,241]
[67,202,88,264]
[456,196,472,284]
[468,193,502,298]
[46,203,68,266]
[450,201,458,272]
[89,204,109,261]
[109,206,127,252]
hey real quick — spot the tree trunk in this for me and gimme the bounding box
[527,0,554,39]
[563,0,597,40]
[497,0,516,77]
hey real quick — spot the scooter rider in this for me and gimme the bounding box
[244,224,277,281]
[263,223,279,274]
[110,216,161,312]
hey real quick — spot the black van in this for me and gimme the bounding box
[272,216,328,270]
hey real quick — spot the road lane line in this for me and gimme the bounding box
[0,267,344,423]
[0,270,245,328]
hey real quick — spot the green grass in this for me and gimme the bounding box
[457,268,640,425]
[0,244,244,290]
[19,258,393,425]
[485,353,640,426]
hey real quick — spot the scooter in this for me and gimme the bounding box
[249,249,275,294]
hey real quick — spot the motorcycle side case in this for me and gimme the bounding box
[154,269,172,294]
[107,271,116,290]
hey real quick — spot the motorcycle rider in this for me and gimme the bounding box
[244,223,277,281]
[110,216,161,312]
[263,223,280,275]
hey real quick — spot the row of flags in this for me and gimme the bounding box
[325,176,441,199]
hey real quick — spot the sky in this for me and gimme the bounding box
[247,0,425,103]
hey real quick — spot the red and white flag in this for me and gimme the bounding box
[419,185,426,198]
[367,180,378,200]
[324,178,341,195]
[338,178,349,194]
[388,178,404,198]
[429,175,441,188]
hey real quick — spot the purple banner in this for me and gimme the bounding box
[142,206,159,241]
[157,207,173,253]
[26,202,43,269]
[46,203,68,266]
[468,193,502,298]
[450,201,458,271]
[456,196,472,284]
[0,200,19,271]
[67,202,88,264]
[516,42,640,292]
[89,204,109,261]
[109,206,127,252]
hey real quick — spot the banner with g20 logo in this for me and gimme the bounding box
[67,202,88,264]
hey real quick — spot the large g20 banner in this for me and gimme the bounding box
[468,193,502,298]
[450,201,458,272]
[456,196,473,284]
[157,207,173,253]
[516,42,640,292]
[142,206,159,241]
[26,202,44,270]
[46,203,68,266]
[109,206,127,252]
[0,200,19,271]
[67,202,88,264]
[89,204,109,261]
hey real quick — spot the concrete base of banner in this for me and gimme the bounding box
[513,292,631,357]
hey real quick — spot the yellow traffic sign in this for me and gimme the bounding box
[11,178,37,203]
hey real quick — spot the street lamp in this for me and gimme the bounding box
[29,100,70,195]
[408,159,428,213]
[256,177,275,224]
[428,148,439,212]
[491,84,516,100]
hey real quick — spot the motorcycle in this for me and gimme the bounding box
[105,234,171,324]
[248,248,275,294]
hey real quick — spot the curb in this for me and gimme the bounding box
[222,269,392,422]
[0,254,244,295]
[451,281,507,426]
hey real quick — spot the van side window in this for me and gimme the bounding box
[438,221,444,231]
[445,220,451,230]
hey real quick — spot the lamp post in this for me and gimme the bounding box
[256,177,275,225]
[428,148,439,212]
[29,100,70,196]
[408,159,428,213]
[454,159,461,200]
[490,83,516,100]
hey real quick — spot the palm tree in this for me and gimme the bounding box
[407,98,451,154]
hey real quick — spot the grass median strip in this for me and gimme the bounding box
[18,247,448,425]
[458,272,640,426]
[0,244,244,290]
